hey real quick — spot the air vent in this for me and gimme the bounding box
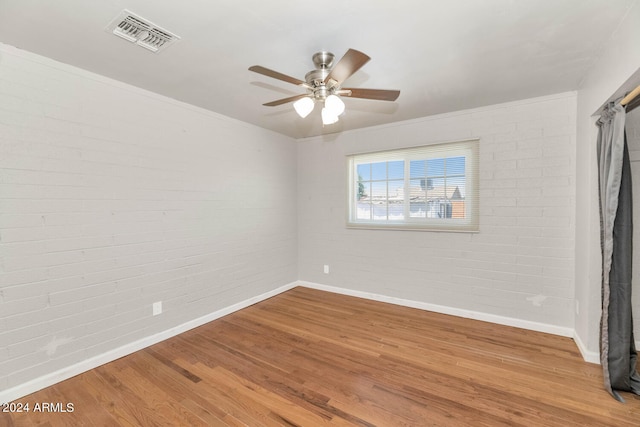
[106,10,179,53]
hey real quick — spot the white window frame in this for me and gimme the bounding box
[347,139,479,232]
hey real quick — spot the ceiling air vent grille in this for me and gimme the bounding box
[107,10,179,53]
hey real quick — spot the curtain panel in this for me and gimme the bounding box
[597,102,640,402]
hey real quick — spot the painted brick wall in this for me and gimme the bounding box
[298,93,576,329]
[0,44,298,391]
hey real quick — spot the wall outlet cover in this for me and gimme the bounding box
[153,301,162,316]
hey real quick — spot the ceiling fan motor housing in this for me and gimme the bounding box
[305,69,330,87]
[306,51,340,100]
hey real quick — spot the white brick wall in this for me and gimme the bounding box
[298,93,576,328]
[0,44,298,392]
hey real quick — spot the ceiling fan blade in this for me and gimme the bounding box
[263,94,310,107]
[324,49,370,85]
[340,88,400,101]
[249,65,306,86]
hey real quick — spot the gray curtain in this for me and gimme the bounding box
[597,102,640,402]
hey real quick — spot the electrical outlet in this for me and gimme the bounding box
[153,301,162,316]
[323,265,330,274]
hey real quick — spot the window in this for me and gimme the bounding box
[347,139,479,231]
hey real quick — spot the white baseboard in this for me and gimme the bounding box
[571,335,638,366]
[573,330,600,364]
[298,280,575,337]
[0,281,298,404]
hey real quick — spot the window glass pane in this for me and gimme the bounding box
[410,160,425,179]
[447,176,466,199]
[426,176,453,219]
[427,158,445,177]
[410,201,427,217]
[371,162,386,180]
[440,201,453,218]
[371,181,386,203]
[388,180,404,201]
[372,203,387,220]
[357,163,371,180]
[388,161,404,180]
[424,178,435,189]
[449,180,466,219]
[426,177,445,199]
[357,181,371,201]
[409,179,425,196]
[446,156,466,176]
[356,202,372,219]
[388,202,404,220]
[424,200,451,218]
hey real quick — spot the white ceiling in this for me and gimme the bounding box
[0,0,635,139]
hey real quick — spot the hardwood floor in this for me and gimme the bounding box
[3,286,640,426]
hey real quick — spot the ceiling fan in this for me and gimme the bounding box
[248,49,400,125]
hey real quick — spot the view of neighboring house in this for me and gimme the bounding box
[361,180,465,219]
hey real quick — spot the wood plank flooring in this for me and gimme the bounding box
[3,286,640,426]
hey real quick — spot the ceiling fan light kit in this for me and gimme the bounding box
[249,49,400,126]
[293,97,315,118]
[325,94,345,116]
[321,107,339,125]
